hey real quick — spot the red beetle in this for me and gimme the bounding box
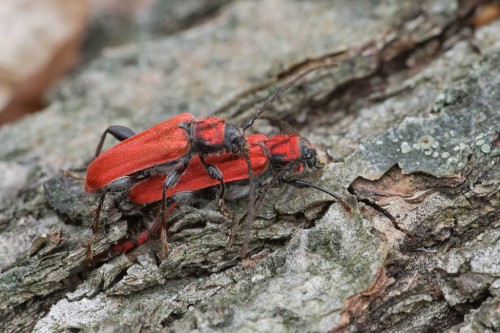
[128,133,350,257]
[85,112,252,258]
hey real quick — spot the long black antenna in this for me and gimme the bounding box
[241,63,336,131]
[282,178,352,213]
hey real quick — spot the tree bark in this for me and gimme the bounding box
[0,1,498,332]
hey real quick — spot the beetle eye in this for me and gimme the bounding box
[230,137,243,153]
[306,149,317,168]
[232,137,242,148]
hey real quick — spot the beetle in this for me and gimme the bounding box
[84,65,333,259]
[109,133,269,256]
[127,133,351,258]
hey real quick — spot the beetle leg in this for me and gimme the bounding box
[229,162,297,258]
[230,175,352,257]
[226,173,275,255]
[109,203,180,257]
[95,125,137,157]
[87,189,108,260]
[159,168,187,257]
[199,155,233,218]
[86,176,135,260]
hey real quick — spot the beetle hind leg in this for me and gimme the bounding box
[95,125,136,157]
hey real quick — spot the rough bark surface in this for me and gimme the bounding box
[0,1,499,332]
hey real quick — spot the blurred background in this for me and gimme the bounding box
[1,0,500,126]
[0,0,234,125]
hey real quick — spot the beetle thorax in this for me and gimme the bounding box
[263,135,301,164]
[263,135,319,170]
[191,117,226,153]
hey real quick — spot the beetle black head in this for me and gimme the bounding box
[224,123,247,155]
[299,138,318,169]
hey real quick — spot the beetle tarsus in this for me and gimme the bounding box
[218,198,234,219]
[226,212,246,251]
[160,227,169,258]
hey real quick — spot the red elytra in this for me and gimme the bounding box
[85,113,194,192]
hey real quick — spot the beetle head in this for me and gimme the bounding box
[299,138,318,169]
[224,123,247,155]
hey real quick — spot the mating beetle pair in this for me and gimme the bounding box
[85,64,348,259]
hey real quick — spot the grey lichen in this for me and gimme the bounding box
[346,53,500,180]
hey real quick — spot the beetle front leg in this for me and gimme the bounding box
[95,125,137,157]
[159,167,187,257]
[199,155,233,218]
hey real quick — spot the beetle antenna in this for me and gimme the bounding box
[259,116,296,134]
[281,178,352,213]
[241,63,336,132]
